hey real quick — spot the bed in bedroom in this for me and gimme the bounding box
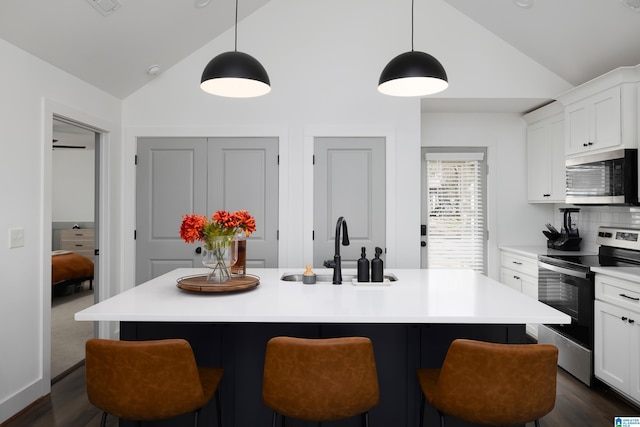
[52,250,94,296]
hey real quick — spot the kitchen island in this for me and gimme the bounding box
[76,268,569,427]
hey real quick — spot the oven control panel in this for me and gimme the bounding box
[596,226,640,250]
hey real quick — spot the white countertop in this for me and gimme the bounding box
[592,266,640,282]
[500,245,597,258]
[75,268,570,325]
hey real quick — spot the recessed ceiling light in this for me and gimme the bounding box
[146,65,161,76]
[86,0,121,16]
[194,0,211,7]
[513,0,534,8]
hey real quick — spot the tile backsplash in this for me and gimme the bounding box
[552,204,640,252]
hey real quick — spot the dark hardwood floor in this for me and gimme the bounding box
[3,363,639,427]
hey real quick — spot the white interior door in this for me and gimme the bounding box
[136,138,208,284]
[313,137,386,269]
[136,137,279,284]
[207,137,279,268]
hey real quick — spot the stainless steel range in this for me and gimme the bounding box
[537,226,640,386]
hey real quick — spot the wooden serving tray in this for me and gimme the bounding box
[176,274,260,293]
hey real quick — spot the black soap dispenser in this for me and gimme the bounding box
[357,247,370,282]
[371,247,383,282]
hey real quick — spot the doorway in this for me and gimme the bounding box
[420,147,488,272]
[50,118,98,382]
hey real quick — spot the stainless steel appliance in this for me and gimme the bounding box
[566,149,638,205]
[537,226,640,386]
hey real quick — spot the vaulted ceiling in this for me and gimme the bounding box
[2,0,640,110]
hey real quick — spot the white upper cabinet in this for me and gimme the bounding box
[557,65,640,158]
[565,86,621,155]
[523,102,565,203]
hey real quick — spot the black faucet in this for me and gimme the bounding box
[323,216,350,284]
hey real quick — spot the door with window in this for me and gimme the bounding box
[136,137,278,284]
[420,147,487,273]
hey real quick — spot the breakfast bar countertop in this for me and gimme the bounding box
[75,268,570,325]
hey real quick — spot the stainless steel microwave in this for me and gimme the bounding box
[565,149,638,205]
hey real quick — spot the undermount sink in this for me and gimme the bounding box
[280,273,398,283]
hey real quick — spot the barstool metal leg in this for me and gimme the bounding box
[215,391,222,427]
[362,411,370,427]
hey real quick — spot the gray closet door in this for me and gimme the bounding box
[207,137,279,269]
[136,137,279,284]
[136,138,208,284]
[313,137,386,269]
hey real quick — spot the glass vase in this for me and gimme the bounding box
[202,236,238,283]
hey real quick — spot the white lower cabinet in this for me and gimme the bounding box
[500,250,539,338]
[594,274,640,405]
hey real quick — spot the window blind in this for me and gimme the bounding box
[425,152,485,272]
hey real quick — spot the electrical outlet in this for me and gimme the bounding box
[9,228,24,249]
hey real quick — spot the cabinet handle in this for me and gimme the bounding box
[620,293,640,301]
[512,261,522,265]
[588,142,594,146]
[630,319,635,324]
[583,142,589,147]
[513,275,520,280]
[622,316,628,321]
[543,194,550,197]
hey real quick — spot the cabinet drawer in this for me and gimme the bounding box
[500,267,522,293]
[59,228,95,261]
[595,274,640,313]
[60,229,94,242]
[501,252,538,278]
[60,241,93,251]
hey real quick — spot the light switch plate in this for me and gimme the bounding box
[9,228,24,248]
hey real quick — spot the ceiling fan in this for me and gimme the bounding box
[52,139,86,149]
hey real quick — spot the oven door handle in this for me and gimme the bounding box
[538,261,592,279]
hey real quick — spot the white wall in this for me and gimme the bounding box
[421,113,555,279]
[52,149,95,222]
[0,38,122,423]
[121,0,571,283]
[123,0,422,276]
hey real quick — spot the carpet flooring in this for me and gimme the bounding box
[51,283,94,380]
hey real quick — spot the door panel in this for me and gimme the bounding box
[208,137,279,269]
[313,137,386,269]
[136,137,278,284]
[136,138,208,284]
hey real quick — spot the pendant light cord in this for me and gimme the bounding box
[234,0,238,52]
[411,0,415,51]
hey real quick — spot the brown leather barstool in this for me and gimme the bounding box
[262,336,380,427]
[85,338,223,427]
[417,339,558,427]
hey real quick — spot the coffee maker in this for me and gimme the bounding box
[543,208,582,251]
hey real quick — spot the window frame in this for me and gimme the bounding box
[420,147,488,274]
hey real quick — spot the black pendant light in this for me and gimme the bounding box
[200,0,270,98]
[378,0,448,97]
